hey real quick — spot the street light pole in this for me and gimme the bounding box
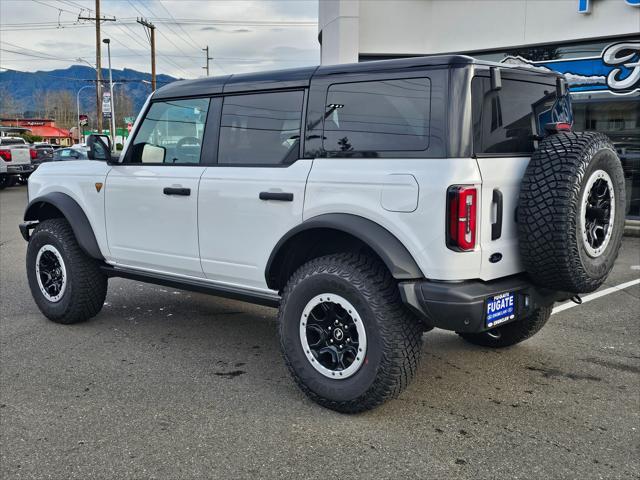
[76,84,95,144]
[103,38,116,152]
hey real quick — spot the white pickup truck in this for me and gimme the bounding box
[0,137,35,189]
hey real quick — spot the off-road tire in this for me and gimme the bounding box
[278,253,423,413]
[518,132,625,293]
[26,218,107,324]
[458,306,552,348]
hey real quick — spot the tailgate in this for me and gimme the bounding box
[476,156,530,280]
[10,148,31,164]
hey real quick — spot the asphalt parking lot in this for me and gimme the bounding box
[1,184,639,479]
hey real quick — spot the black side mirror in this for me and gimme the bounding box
[86,134,111,161]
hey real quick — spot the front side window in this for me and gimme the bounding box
[127,98,210,164]
[323,78,431,154]
[218,91,304,165]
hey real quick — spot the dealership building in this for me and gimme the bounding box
[318,0,640,218]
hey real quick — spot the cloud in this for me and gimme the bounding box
[0,0,319,78]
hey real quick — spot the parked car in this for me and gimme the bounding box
[19,56,626,413]
[0,137,35,189]
[31,143,56,164]
[51,146,89,161]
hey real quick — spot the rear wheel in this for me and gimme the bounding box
[278,253,423,413]
[0,174,14,189]
[26,218,108,324]
[458,306,552,348]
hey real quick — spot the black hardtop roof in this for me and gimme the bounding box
[153,54,560,99]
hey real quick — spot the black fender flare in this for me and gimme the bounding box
[265,213,423,289]
[23,192,104,260]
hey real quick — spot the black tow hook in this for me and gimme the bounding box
[570,295,582,305]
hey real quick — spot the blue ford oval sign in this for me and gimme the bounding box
[579,0,640,13]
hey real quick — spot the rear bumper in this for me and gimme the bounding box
[7,164,34,174]
[399,275,569,333]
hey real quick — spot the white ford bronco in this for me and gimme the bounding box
[20,56,625,413]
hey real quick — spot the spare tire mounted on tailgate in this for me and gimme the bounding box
[518,132,625,294]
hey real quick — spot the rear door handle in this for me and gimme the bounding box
[259,192,293,202]
[491,189,503,240]
[163,187,191,196]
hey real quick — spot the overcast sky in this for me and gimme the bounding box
[0,0,319,78]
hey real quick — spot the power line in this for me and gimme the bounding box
[156,0,201,51]
[103,20,191,78]
[126,0,198,75]
[28,0,78,15]
[124,1,195,76]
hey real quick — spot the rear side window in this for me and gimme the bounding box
[472,77,569,155]
[127,98,210,164]
[323,78,431,154]
[218,91,304,165]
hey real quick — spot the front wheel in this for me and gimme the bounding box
[26,218,108,324]
[278,253,423,413]
[458,306,553,348]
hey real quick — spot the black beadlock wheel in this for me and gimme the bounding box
[518,132,626,293]
[26,218,108,324]
[458,306,552,348]
[278,253,423,413]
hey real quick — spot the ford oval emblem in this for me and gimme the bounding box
[489,253,503,263]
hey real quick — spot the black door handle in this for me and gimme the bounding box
[259,192,293,202]
[491,189,503,240]
[163,187,191,196]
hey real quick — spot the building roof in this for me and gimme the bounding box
[29,125,71,138]
[153,54,561,100]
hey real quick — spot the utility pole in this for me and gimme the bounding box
[137,18,156,90]
[103,38,116,153]
[78,1,115,133]
[202,46,213,77]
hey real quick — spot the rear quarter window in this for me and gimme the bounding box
[322,78,431,154]
[472,77,570,155]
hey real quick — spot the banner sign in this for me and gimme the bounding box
[102,91,112,118]
[501,41,640,96]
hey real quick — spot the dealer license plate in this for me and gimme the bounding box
[485,292,516,328]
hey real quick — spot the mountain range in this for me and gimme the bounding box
[0,65,179,115]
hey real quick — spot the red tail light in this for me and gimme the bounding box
[447,185,477,251]
[29,148,37,160]
[0,149,11,162]
[544,122,572,134]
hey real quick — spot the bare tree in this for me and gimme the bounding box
[0,85,23,118]
[38,90,76,129]
[114,89,134,130]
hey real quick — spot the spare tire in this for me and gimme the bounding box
[518,132,625,293]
